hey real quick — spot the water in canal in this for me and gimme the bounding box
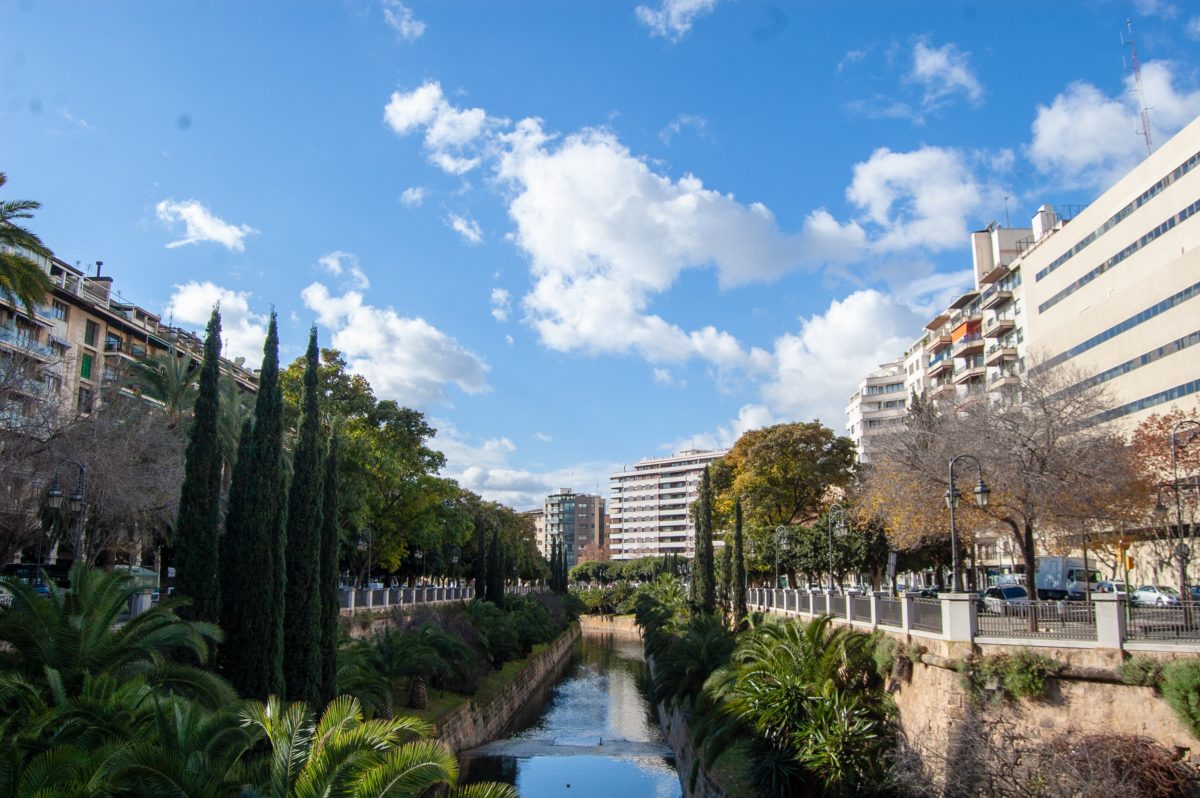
[461,631,682,798]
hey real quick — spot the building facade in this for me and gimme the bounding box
[844,358,907,460]
[608,449,726,560]
[542,489,604,569]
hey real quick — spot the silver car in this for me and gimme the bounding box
[1132,585,1182,607]
[982,585,1030,615]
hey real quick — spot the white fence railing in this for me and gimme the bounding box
[338,584,536,614]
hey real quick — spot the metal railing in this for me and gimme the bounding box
[977,601,1096,641]
[851,595,872,622]
[1126,606,1200,641]
[910,598,943,634]
[339,584,537,614]
[877,597,902,628]
[811,592,827,615]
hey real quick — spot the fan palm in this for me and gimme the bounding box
[238,695,517,798]
[338,625,472,714]
[650,612,735,710]
[0,565,234,708]
[0,172,54,314]
[128,341,198,422]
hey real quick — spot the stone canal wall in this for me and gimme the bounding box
[656,702,730,798]
[436,621,582,753]
[577,613,641,635]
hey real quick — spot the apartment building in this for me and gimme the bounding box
[1022,114,1200,430]
[0,248,257,430]
[844,358,906,460]
[608,449,726,560]
[522,508,547,559]
[543,489,604,569]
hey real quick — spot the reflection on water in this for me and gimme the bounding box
[462,631,681,798]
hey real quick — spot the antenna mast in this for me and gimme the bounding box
[1123,18,1154,156]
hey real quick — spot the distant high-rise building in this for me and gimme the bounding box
[543,489,604,569]
[845,358,906,461]
[608,449,726,560]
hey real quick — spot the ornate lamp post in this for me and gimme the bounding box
[774,525,789,589]
[359,527,373,588]
[945,455,990,593]
[1170,420,1200,601]
[827,503,849,594]
[45,461,86,564]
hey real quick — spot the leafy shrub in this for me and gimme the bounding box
[960,650,1062,703]
[1121,655,1166,689]
[870,633,898,680]
[1162,659,1200,739]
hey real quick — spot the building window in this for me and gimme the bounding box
[77,386,94,414]
[84,320,99,347]
[51,301,68,321]
[80,353,93,380]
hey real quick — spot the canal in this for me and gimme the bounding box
[462,630,682,798]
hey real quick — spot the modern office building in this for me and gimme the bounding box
[543,489,605,569]
[608,449,727,560]
[844,358,907,460]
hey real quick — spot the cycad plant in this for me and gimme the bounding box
[650,613,735,711]
[338,625,473,714]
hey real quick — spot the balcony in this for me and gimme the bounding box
[979,261,1010,285]
[984,345,1017,366]
[953,363,987,385]
[983,317,1015,338]
[925,332,952,353]
[928,382,956,401]
[952,334,984,357]
[989,371,1021,390]
[981,288,1013,310]
[0,325,53,360]
[927,356,953,378]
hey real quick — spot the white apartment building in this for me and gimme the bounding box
[1022,114,1200,431]
[608,449,726,560]
[845,358,907,460]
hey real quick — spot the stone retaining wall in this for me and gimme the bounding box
[578,613,641,635]
[436,621,582,753]
[656,702,730,798]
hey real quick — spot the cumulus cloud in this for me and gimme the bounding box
[399,186,426,207]
[760,290,925,428]
[659,114,711,145]
[383,82,496,174]
[155,199,258,252]
[317,251,370,289]
[446,213,483,244]
[434,419,617,508]
[665,403,775,452]
[635,0,720,42]
[490,288,512,321]
[846,146,1002,252]
[382,0,426,40]
[1029,61,1200,189]
[165,281,269,363]
[652,367,686,388]
[909,40,984,110]
[301,281,488,406]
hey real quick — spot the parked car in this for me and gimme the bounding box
[981,585,1031,614]
[1132,585,1182,607]
[1095,580,1130,595]
[1189,585,1200,601]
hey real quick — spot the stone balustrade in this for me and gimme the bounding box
[339,583,537,614]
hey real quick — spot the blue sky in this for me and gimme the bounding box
[4,0,1200,508]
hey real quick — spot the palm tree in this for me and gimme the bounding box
[0,172,54,315]
[128,340,198,423]
[0,565,235,708]
[650,613,735,711]
[238,695,516,798]
[338,625,472,714]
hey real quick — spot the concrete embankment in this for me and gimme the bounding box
[436,621,581,753]
[577,613,641,635]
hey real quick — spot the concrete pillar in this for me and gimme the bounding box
[900,593,915,634]
[1092,592,1126,649]
[940,592,977,642]
[343,589,354,613]
[129,591,152,618]
[871,591,888,626]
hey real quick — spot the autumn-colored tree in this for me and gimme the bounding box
[1132,407,1200,594]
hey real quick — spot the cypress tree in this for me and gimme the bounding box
[283,327,324,705]
[486,526,502,605]
[219,418,253,646]
[474,514,487,600]
[720,528,733,622]
[220,313,287,700]
[733,499,748,626]
[174,307,223,622]
[696,466,716,614]
[318,429,341,705]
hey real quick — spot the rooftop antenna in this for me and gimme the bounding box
[1122,18,1154,156]
[1003,196,1011,228]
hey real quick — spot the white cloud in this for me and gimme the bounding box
[846,146,1002,252]
[504,334,514,346]
[399,186,426,207]
[434,420,617,508]
[1134,0,1178,19]
[446,213,483,244]
[382,0,426,40]
[490,287,512,321]
[666,403,774,452]
[165,281,269,363]
[659,114,711,145]
[635,0,720,42]
[1029,61,1200,189]
[317,250,370,289]
[1187,17,1200,39]
[909,40,984,110]
[652,367,683,387]
[760,290,925,428]
[301,281,488,406]
[383,82,498,175]
[837,49,867,73]
[534,432,552,443]
[155,199,258,252]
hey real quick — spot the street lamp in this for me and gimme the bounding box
[1170,420,1200,601]
[360,527,373,588]
[827,503,849,594]
[945,454,990,593]
[45,461,86,564]
[774,525,789,589]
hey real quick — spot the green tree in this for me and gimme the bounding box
[0,171,54,313]
[220,313,287,699]
[283,327,325,706]
[173,307,223,623]
[733,500,748,626]
[128,339,197,423]
[485,525,504,607]
[319,429,341,705]
[694,466,716,614]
